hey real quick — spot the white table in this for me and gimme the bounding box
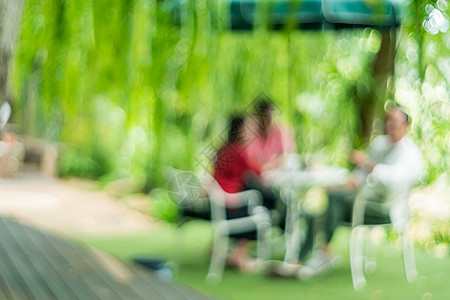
[263,166,349,262]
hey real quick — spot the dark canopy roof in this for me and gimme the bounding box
[229,0,404,30]
[171,0,405,31]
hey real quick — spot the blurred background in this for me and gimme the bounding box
[9,0,449,188]
[1,0,449,299]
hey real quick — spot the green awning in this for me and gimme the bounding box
[229,0,404,30]
[171,0,406,30]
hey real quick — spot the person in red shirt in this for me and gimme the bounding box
[212,101,295,270]
[213,115,260,271]
[213,116,254,195]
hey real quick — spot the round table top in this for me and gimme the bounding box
[263,166,349,188]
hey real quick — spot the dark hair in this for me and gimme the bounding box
[252,93,273,113]
[228,115,245,143]
[401,110,410,125]
[391,106,410,125]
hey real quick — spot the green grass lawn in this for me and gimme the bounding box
[78,221,450,300]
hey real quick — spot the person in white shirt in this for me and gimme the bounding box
[293,107,424,279]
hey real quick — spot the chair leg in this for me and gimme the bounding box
[283,188,300,262]
[364,228,377,275]
[206,224,229,284]
[402,230,418,283]
[256,211,271,271]
[350,226,367,290]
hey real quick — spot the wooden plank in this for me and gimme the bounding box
[3,217,81,300]
[3,218,101,300]
[116,262,175,300]
[0,268,13,300]
[63,234,213,300]
[19,224,107,300]
[0,216,213,300]
[87,251,214,300]
[131,265,215,300]
[63,240,147,300]
[132,266,186,300]
[0,217,55,300]
[33,226,142,300]
[69,237,214,300]
[125,273,168,300]
[86,247,165,300]
[0,240,26,300]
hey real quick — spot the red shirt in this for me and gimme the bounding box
[213,143,251,193]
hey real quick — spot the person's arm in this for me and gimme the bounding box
[262,125,296,171]
[368,138,423,188]
[280,125,296,154]
[350,150,376,173]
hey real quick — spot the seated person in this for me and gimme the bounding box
[214,116,254,195]
[272,107,423,278]
[242,97,295,222]
[213,115,261,271]
[298,107,423,278]
[244,97,296,176]
[213,111,292,270]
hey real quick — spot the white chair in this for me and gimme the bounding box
[166,168,271,283]
[349,183,418,290]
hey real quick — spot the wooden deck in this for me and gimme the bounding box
[0,216,213,300]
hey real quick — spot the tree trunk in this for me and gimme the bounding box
[353,27,396,147]
[0,0,24,107]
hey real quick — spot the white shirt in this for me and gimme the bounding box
[359,135,423,230]
[368,135,423,189]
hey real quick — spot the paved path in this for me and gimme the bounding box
[0,170,158,237]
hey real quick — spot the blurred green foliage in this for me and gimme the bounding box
[149,188,179,223]
[11,0,449,191]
